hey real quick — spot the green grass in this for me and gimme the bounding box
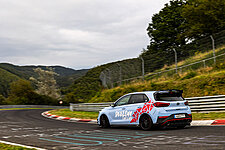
[48,109,99,119]
[0,143,35,150]
[192,112,225,120]
[49,109,225,120]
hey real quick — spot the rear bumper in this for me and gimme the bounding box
[157,113,192,127]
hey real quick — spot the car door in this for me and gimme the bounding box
[126,94,149,124]
[109,95,131,125]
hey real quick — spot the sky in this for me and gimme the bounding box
[0,0,170,70]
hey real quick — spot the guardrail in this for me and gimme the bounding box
[187,95,225,112]
[70,103,113,112]
[70,95,225,113]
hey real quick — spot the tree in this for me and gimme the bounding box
[6,79,35,104]
[9,79,33,98]
[142,0,187,72]
[30,67,61,99]
[147,0,187,49]
[0,94,5,104]
[6,79,57,105]
[182,0,225,39]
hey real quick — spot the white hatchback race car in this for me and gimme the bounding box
[97,90,192,130]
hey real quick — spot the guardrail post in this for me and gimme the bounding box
[203,60,206,68]
[210,35,216,65]
[116,63,122,85]
[173,48,178,74]
[140,56,145,81]
[70,103,74,111]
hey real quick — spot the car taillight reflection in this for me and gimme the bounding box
[184,101,189,106]
[153,102,170,107]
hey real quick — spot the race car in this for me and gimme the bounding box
[97,90,192,130]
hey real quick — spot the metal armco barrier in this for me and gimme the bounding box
[187,95,225,112]
[70,102,113,112]
[70,95,225,113]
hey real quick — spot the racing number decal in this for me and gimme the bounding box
[130,99,154,123]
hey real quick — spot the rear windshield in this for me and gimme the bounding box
[154,92,184,101]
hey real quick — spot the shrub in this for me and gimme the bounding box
[181,71,197,80]
[0,94,5,104]
[5,79,58,105]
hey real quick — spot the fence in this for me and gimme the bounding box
[99,58,142,89]
[100,30,225,88]
[145,51,225,80]
[70,95,225,113]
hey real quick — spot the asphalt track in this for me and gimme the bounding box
[0,109,225,150]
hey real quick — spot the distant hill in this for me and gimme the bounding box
[0,63,88,97]
[64,58,142,103]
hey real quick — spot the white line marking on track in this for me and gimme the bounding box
[0,140,46,150]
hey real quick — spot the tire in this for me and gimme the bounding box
[100,115,110,128]
[139,115,153,131]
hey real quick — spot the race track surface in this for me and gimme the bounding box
[0,109,225,150]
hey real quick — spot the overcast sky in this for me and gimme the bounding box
[0,0,169,70]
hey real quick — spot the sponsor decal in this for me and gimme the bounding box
[115,110,133,120]
[130,99,154,123]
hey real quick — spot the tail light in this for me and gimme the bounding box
[184,101,189,106]
[153,102,170,107]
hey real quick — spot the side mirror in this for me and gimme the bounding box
[111,103,116,107]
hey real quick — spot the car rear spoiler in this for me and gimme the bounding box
[154,90,183,97]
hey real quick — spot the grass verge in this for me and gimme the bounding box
[48,109,98,120]
[0,143,35,150]
[192,112,225,120]
[48,109,225,120]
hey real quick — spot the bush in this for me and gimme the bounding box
[5,79,58,105]
[0,94,6,104]
[181,71,197,80]
[215,62,225,70]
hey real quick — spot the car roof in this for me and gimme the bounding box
[126,91,156,95]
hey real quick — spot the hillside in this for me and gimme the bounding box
[88,46,225,103]
[89,66,225,103]
[64,45,225,104]
[0,68,20,97]
[0,63,88,97]
[64,58,141,103]
[85,46,225,103]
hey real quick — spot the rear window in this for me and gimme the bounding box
[154,91,184,101]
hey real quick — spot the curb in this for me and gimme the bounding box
[191,120,225,126]
[42,111,225,126]
[41,111,97,124]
